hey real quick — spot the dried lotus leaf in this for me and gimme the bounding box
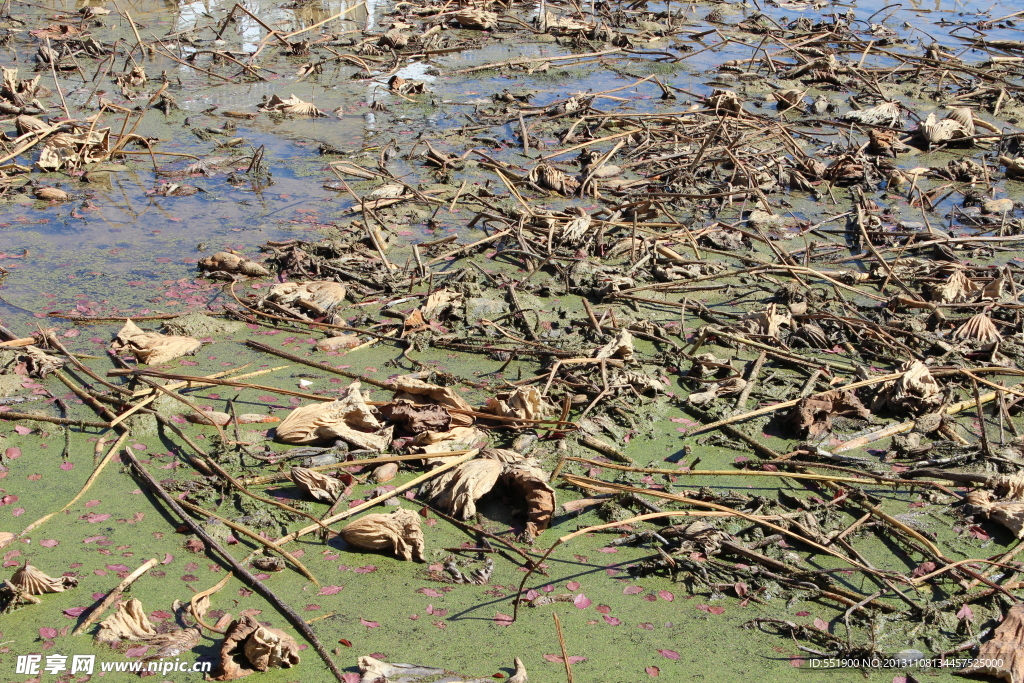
[378,28,409,49]
[276,381,382,446]
[243,625,300,671]
[209,615,260,681]
[358,656,445,683]
[595,329,634,361]
[146,626,201,659]
[994,473,1024,499]
[266,281,348,316]
[502,464,555,540]
[707,89,742,115]
[952,312,1001,345]
[872,360,942,416]
[482,386,555,424]
[340,508,425,561]
[737,303,792,337]
[112,319,202,365]
[933,270,978,303]
[95,598,156,645]
[198,251,270,277]
[961,602,1024,683]
[560,208,592,245]
[289,466,343,502]
[420,458,504,520]
[392,375,474,415]
[784,390,872,438]
[920,112,972,146]
[840,100,902,127]
[15,114,49,135]
[528,162,579,195]
[454,9,498,29]
[411,425,487,455]
[1000,156,1024,180]
[10,564,78,595]
[261,93,325,117]
[380,399,451,434]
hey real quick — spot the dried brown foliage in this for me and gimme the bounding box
[340,508,425,561]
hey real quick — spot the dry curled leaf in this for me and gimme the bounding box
[23,345,65,378]
[840,100,902,127]
[341,508,425,561]
[595,329,634,361]
[482,386,555,424]
[931,270,978,303]
[199,251,270,277]
[244,625,300,672]
[420,449,554,540]
[961,602,1024,683]
[380,399,452,434]
[872,360,942,416]
[686,377,747,407]
[37,128,110,171]
[783,390,872,438]
[953,312,1001,345]
[260,93,325,117]
[10,564,78,595]
[966,490,1024,539]
[265,281,348,319]
[112,319,202,365]
[392,375,474,427]
[146,626,201,659]
[95,598,155,645]
[276,382,391,451]
[528,162,579,195]
[454,9,498,29]
[289,466,344,503]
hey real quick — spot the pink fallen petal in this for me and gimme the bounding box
[813,618,829,631]
[573,593,592,609]
[494,613,514,627]
[658,649,680,660]
[790,656,804,668]
[125,645,150,658]
[604,615,621,625]
[39,627,58,639]
[566,581,580,590]
[39,539,58,548]
[106,564,129,572]
[5,447,21,459]
[59,462,74,471]
[63,607,86,617]
[14,425,31,435]
[418,588,443,597]
[360,618,380,628]
[623,585,644,595]
[596,604,611,614]
[646,666,661,677]
[354,565,377,574]
[318,585,344,596]
[658,590,674,602]
[12,507,24,517]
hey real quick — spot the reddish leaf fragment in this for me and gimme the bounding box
[318,585,344,595]
[543,655,587,664]
[39,627,58,640]
[646,666,661,677]
[39,539,58,548]
[573,593,592,609]
[623,585,644,595]
[360,618,380,628]
[658,590,674,602]
[658,649,680,660]
[494,613,514,627]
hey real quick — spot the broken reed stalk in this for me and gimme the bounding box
[119,446,347,683]
[176,499,320,586]
[689,370,906,435]
[273,450,479,545]
[238,450,474,486]
[552,612,574,683]
[0,411,110,429]
[0,431,129,549]
[512,511,731,621]
[71,557,159,635]
[561,474,876,572]
[562,457,946,487]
